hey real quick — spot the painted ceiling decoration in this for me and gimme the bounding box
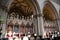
[9,0,34,16]
[43,3,56,21]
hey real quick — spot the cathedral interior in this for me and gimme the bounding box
[0,0,60,38]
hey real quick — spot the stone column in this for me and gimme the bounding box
[0,8,8,38]
[33,18,38,34]
[37,14,44,37]
[58,10,60,32]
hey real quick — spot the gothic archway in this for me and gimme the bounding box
[43,1,59,33]
[5,0,41,37]
[7,0,41,16]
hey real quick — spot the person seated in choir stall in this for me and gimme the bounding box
[30,34,35,40]
[23,34,29,40]
[5,30,13,38]
[5,30,13,40]
[13,32,21,40]
[15,36,21,40]
[5,25,13,40]
[8,37,13,40]
[14,36,21,40]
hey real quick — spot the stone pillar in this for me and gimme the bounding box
[36,0,45,37]
[0,8,8,38]
[37,14,44,37]
[58,10,60,32]
[33,18,38,34]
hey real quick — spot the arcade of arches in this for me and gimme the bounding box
[0,0,60,38]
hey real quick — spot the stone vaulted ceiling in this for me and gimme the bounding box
[9,0,34,16]
[43,3,56,21]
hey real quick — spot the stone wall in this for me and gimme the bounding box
[0,8,7,37]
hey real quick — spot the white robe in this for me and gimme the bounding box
[9,37,13,40]
[14,37,21,40]
[23,36,29,40]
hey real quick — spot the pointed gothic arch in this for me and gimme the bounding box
[43,1,59,32]
[7,0,41,16]
[43,1,58,20]
[6,0,41,35]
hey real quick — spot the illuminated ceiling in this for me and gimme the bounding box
[43,3,56,21]
[9,0,34,16]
